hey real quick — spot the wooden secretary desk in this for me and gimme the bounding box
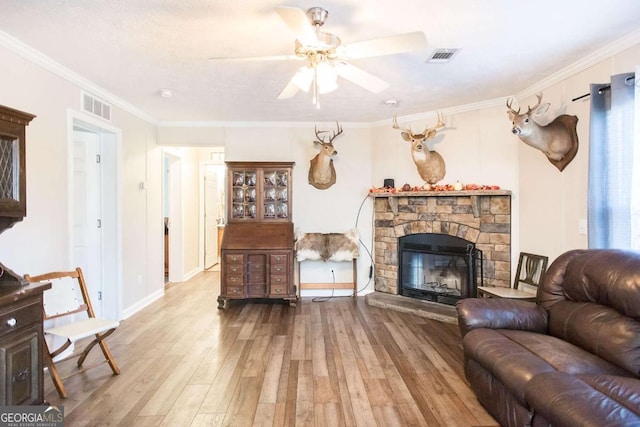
[218,161,297,308]
[0,105,50,405]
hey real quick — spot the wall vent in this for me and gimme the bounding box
[426,48,460,63]
[81,92,112,121]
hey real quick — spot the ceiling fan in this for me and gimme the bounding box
[210,6,428,107]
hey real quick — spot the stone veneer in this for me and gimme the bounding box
[371,190,512,295]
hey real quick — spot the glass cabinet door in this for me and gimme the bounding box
[230,169,258,220]
[226,162,293,223]
[263,169,289,220]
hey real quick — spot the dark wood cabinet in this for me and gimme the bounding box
[0,105,48,405]
[0,105,34,233]
[218,161,296,308]
[0,283,50,405]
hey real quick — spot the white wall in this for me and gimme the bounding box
[0,43,164,319]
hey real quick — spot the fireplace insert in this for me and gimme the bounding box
[398,233,482,306]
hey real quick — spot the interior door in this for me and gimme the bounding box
[72,129,103,317]
[204,165,219,269]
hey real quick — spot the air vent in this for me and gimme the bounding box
[427,48,460,63]
[81,92,112,121]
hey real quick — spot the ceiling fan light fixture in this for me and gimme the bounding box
[292,66,314,92]
[315,61,338,94]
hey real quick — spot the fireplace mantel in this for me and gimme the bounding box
[369,190,511,216]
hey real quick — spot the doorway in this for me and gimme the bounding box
[203,163,225,269]
[163,150,183,283]
[70,115,121,321]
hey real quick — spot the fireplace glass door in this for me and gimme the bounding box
[398,233,480,305]
[401,250,470,304]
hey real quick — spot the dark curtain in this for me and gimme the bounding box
[587,72,636,249]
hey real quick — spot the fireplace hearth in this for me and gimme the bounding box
[399,233,481,306]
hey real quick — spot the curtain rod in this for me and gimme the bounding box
[572,75,635,102]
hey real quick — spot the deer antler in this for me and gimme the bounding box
[328,121,343,143]
[506,98,520,115]
[425,112,445,133]
[392,115,413,135]
[315,121,343,144]
[526,93,543,115]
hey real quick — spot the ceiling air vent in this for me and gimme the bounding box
[426,48,460,63]
[82,92,112,121]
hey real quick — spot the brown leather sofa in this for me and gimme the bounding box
[456,249,640,427]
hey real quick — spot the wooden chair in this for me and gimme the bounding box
[477,252,549,301]
[24,267,120,398]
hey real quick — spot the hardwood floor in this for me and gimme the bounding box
[44,270,498,426]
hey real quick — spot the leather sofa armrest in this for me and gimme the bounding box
[455,298,548,337]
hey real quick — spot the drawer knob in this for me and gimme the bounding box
[6,318,16,327]
[12,368,30,383]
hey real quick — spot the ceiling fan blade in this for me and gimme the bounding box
[277,77,302,100]
[209,54,298,62]
[275,6,318,45]
[337,31,427,59]
[334,62,389,93]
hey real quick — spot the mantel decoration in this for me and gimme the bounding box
[369,181,501,194]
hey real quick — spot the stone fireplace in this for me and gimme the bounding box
[371,190,511,298]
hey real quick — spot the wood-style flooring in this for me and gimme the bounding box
[44,270,498,426]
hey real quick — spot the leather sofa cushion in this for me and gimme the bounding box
[463,329,630,403]
[548,300,640,375]
[539,249,640,319]
[526,373,640,427]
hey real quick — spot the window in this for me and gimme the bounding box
[588,70,640,249]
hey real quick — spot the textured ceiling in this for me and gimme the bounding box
[1,0,639,123]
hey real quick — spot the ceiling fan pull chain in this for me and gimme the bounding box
[313,67,320,108]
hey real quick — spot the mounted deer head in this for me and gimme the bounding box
[393,112,446,184]
[309,121,343,190]
[507,93,579,171]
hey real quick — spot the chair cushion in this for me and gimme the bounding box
[45,318,119,342]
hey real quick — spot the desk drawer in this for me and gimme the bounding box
[226,264,243,275]
[225,253,244,264]
[270,254,288,264]
[270,263,288,274]
[270,280,289,296]
[225,274,244,287]
[225,285,244,297]
[0,298,40,337]
[247,272,265,284]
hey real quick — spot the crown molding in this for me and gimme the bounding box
[157,120,372,129]
[0,30,156,124]
[515,28,640,100]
